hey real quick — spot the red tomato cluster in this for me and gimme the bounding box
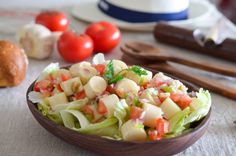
[35,11,121,63]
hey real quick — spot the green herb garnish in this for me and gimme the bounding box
[127,66,148,76]
[104,63,148,84]
[103,61,114,80]
[109,75,124,84]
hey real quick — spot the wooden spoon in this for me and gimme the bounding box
[122,41,236,77]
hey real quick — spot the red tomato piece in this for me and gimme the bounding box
[61,73,70,81]
[170,93,192,109]
[93,64,106,76]
[156,118,165,137]
[37,80,52,89]
[97,100,108,115]
[158,93,169,103]
[35,11,69,32]
[178,94,192,109]
[81,105,94,116]
[56,84,63,92]
[57,31,94,62]
[74,91,86,100]
[148,130,161,141]
[34,82,40,92]
[130,106,143,119]
[85,21,121,53]
[170,93,182,103]
[106,85,114,93]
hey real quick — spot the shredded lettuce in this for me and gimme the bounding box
[60,110,90,129]
[184,89,211,125]
[169,107,191,134]
[74,117,118,133]
[66,98,89,110]
[37,63,59,81]
[86,124,119,137]
[114,99,129,129]
[28,91,44,104]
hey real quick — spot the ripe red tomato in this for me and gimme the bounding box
[35,11,69,32]
[57,31,94,62]
[85,21,121,53]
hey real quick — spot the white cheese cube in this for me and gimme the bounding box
[143,103,163,128]
[121,120,147,141]
[84,76,107,99]
[160,97,181,119]
[47,92,68,108]
[69,61,97,84]
[60,77,83,96]
[115,78,140,98]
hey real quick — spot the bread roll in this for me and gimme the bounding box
[0,40,27,87]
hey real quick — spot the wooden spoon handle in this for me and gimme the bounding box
[168,56,236,77]
[147,63,236,100]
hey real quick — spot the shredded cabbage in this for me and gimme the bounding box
[184,89,211,125]
[169,107,190,134]
[37,63,59,81]
[28,91,44,104]
[114,99,129,129]
[74,117,118,133]
[60,110,90,129]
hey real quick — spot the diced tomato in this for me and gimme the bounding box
[158,93,169,103]
[40,88,51,97]
[97,100,107,115]
[130,106,143,119]
[106,85,114,93]
[34,82,40,92]
[170,93,192,109]
[93,64,106,76]
[163,119,170,133]
[170,93,182,103]
[61,73,70,81]
[74,91,86,100]
[37,80,52,89]
[45,73,54,81]
[81,105,94,116]
[148,130,161,141]
[142,82,149,89]
[56,84,63,92]
[153,79,167,87]
[156,118,165,137]
[178,94,192,109]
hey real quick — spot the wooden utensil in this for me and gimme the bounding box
[154,23,236,62]
[121,42,236,100]
[26,67,211,156]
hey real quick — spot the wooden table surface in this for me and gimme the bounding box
[0,1,236,156]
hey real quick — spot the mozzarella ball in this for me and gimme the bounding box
[84,76,107,99]
[115,78,140,98]
[99,94,119,117]
[60,77,83,96]
[69,61,98,84]
[105,60,128,75]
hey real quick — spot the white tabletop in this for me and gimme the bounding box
[0,1,236,156]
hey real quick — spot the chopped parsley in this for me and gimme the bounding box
[103,62,148,84]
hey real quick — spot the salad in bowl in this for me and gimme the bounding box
[28,53,211,142]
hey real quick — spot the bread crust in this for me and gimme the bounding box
[0,40,27,86]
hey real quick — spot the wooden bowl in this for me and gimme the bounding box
[26,70,211,156]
